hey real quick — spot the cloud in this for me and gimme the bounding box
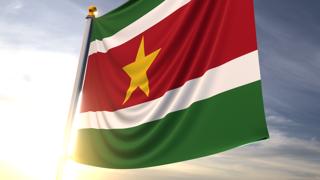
[254,0,320,139]
[0,0,319,179]
[4,0,24,13]
[0,0,86,54]
[63,113,320,180]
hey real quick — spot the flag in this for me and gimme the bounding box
[73,0,269,169]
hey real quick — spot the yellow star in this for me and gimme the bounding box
[122,36,161,104]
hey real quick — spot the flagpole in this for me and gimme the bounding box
[56,6,97,180]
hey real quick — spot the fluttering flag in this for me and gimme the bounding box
[73,0,269,169]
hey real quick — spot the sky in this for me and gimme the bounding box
[0,0,319,179]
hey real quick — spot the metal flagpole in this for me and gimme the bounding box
[56,6,97,180]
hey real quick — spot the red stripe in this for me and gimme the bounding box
[81,0,257,112]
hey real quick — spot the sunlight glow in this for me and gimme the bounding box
[0,49,78,180]
[94,11,98,17]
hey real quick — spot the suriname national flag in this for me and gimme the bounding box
[73,0,269,169]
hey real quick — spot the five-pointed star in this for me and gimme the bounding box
[122,36,161,104]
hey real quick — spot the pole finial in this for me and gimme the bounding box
[88,5,97,18]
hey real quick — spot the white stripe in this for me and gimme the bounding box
[88,0,191,56]
[77,51,261,130]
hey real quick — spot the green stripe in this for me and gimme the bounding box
[73,81,269,168]
[90,0,165,42]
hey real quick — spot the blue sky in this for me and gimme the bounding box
[0,0,319,179]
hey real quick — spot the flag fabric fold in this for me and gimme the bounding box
[73,0,269,169]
